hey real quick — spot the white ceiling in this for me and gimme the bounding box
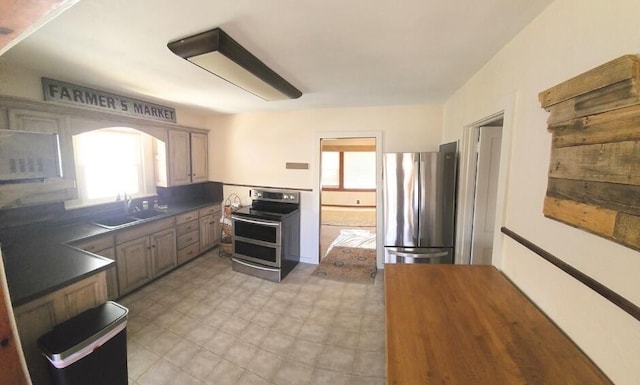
[1,0,553,114]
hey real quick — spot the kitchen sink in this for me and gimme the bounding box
[131,209,165,220]
[91,215,139,229]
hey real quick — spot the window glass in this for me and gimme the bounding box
[67,127,156,208]
[321,151,340,188]
[344,152,376,189]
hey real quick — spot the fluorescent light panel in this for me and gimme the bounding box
[168,28,302,101]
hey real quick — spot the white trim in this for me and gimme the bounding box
[43,320,127,369]
[313,131,384,268]
[454,93,516,267]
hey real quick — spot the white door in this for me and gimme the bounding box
[470,126,502,265]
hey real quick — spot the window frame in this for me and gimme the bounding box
[321,148,376,192]
[65,127,158,209]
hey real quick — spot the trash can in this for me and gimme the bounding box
[38,301,129,385]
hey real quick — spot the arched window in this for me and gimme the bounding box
[66,127,157,208]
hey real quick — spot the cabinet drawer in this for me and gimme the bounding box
[177,230,199,249]
[72,235,114,253]
[116,217,175,244]
[176,210,199,225]
[177,219,199,236]
[177,242,200,265]
[199,204,220,217]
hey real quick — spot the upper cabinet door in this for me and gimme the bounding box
[168,130,192,186]
[9,109,64,134]
[190,132,208,184]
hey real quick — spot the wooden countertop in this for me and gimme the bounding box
[384,264,612,385]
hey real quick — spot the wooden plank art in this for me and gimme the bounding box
[540,55,640,251]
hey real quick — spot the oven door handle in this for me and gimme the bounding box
[232,258,280,272]
[232,216,281,227]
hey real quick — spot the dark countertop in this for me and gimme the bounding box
[0,199,221,307]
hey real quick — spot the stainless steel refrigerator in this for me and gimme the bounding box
[383,152,456,263]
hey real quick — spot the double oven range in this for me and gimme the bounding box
[231,188,301,282]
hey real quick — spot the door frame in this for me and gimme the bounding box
[313,131,384,268]
[456,109,512,267]
[470,125,503,264]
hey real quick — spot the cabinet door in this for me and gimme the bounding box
[116,237,152,295]
[190,132,208,184]
[8,109,63,133]
[168,130,191,186]
[151,228,177,277]
[199,214,214,252]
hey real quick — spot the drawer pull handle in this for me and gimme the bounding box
[187,238,193,242]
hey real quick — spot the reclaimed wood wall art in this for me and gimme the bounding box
[539,55,640,251]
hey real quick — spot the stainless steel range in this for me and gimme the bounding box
[231,188,301,282]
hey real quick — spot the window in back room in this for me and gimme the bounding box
[65,127,157,209]
[321,145,375,190]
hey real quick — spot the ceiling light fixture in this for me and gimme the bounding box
[167,28,302,101]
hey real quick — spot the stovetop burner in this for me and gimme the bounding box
[233,205,297,221]
[232,188,301,221]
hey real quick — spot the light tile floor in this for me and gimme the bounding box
[120,250,386,385]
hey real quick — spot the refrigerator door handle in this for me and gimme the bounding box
[393,251,449,259]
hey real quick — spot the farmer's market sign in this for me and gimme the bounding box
[42,78,176,123]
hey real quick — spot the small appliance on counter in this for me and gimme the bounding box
[231,188,301,282]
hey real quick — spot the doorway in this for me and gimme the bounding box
[458,114,504,265]
[319,138,377,258]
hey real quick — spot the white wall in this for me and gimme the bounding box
[207,104,443,264]
[442,0,640,383]
[321,191,376,207]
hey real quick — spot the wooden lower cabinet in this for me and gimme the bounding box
[176,211,200,265]
[71,235,118,300]
[116,222,177,296]
[152,228,177,277]
[199,214,215,251]
[13,273,107,385]
[116,236,153,296]
[199,204,222,252]
[98,247,119,300]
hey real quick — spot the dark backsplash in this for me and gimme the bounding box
[0,181,223,230]
[156,181,223,204]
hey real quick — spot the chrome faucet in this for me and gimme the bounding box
[119,192,132,213]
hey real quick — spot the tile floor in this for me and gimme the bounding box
[120,249,386,385]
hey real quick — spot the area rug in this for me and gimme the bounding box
[312,246,377,284]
